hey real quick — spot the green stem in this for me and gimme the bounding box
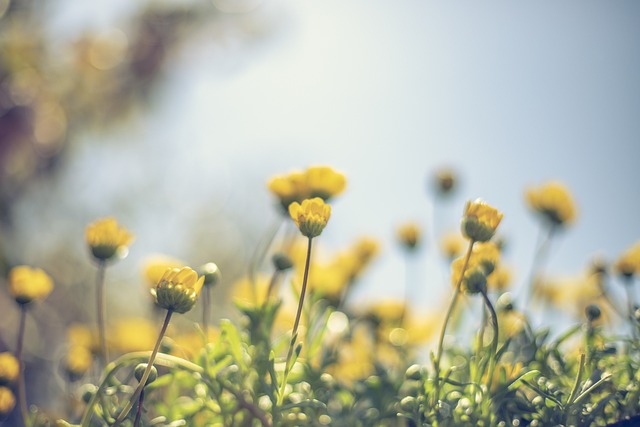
[480,289,499,393]
[113,309,173,426]
[278,237,313,406]
[80,352,202,427]
[249,219,283,288]
[203,285,211,338]
[16,304,30,427]
[96,261,108,366]
[265,269,281,303]
[133,388,145,427]
[432,240,475,406]
[522,223,555,309]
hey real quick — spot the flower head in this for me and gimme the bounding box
[65,345,93,380]
[461,199,503,242]
[151,267,204,314]
[397,222,421,250]
[288,197,331,238]
[267,170,307,211]
[526,181,577,227]
[305,166,347,201]
[451,255,487,294]
[0,353,19,385]
[85,217,134,261]
[200,262,222,287]
[0,386,15,419]
[8,265,53,305]
[613,241,640,279]
[432,167,458,196]
[440,231,466,260]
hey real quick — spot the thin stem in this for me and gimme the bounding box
[623,277,637,339]
[16,305,30,427]
[278,237,313,406]
[480,289,499,393]
[133,388,145,427]
[113,309,173,426]
[96,261,108,365]
[432,240,475,406]
[203,285,211,338]
[522,223,555,309]
[265,270,281,303]
[249,219,283,288]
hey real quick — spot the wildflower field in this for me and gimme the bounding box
[1,164,639,426]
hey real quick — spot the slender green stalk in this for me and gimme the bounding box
[479,288,499,393]
[16,305,30,427]
[203,285,211,338]
[249,219,283,288]
[623,277,638,339]
[113,309,173,426]
[278,237,313,406]
[432,240,475,406]
[80,351,202,427]
[96,260,108,365]
[265,269,281,303]
[522,223,555,309]
[133,388,145,427]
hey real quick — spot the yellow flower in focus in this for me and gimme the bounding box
[108,318,158,353]
[305,166,347,201]
[0,386,16,418]
[152,267,205,314]
[65,345,93,380]
[0,353,19,385]
[461,199,503,242]
[268,171,307,210]
[488,265,514,292]
[440,231,465,260]
[526,181,577,227]
[142,255,186,288]
[613,241,640,278]
[8,265,54,305]
[85,217,134,261]
[288,197,331,238]
[397,222,421,250]
[451,255,486,294]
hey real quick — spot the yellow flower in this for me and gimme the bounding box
[364,300,406,326]
[432,167,457,196]
[8,265,54,305]
[267,171,307,210]
[67,324,96,353]
[440,231,466,260]
[526,181,577,226]
[142,255,186,288]
[85,217,134,261]
[461,199,504,242]
[451,255,486,294]
[0,353,19,385]
[108,318,158,353]
[613,241,640,278]
[288,197,331,238]
[151,267,205,314]
[65,345,93,380]
[305,166,347,201]
[472,242,501,276]
[488,265,514,292]
[0,386,16,418]
[397,222,421,250]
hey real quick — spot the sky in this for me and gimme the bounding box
[11,0,640,327]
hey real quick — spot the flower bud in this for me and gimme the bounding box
[134,363,158,386]
[201,262,221,287]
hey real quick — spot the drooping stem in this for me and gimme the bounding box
[96,260,108,365]
[278,237,313,406]
[480,289,499,393]
[16,304,30,427]
[432,240,475,405]
[113,309,173,426]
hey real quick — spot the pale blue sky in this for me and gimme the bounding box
[12,0,640,325]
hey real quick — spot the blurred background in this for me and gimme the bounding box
[1,0,639,418]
